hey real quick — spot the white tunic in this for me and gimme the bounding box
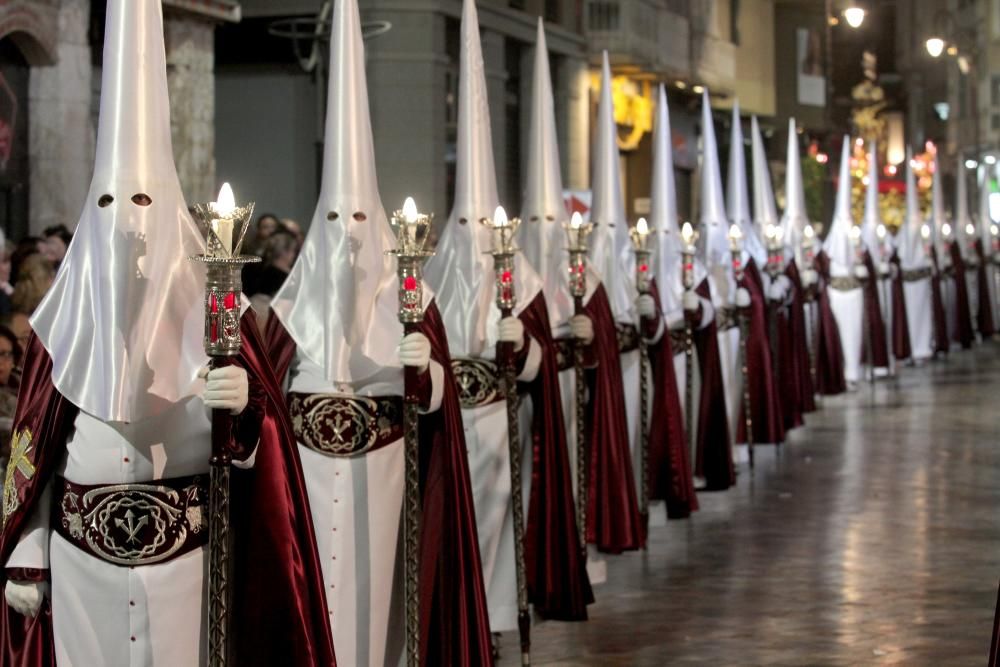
[288,353,443,667]
[825,260,864,383]
[7,395,215,667]
[965,270,980,337]
[462,340,541,633]
[903,277,934,361]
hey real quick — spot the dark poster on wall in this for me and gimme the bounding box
[0,40,28,242]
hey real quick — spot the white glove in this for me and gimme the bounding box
[5,580,46,618]
[200,365,249,415]
[853,264,869,280]
[768,282,785,302]
[569,315,594,344]
[802,269,819,286]
[735,287,751,308]
[683,290,700,312]
[398,332,432,372]
[636,294,656,318]
[498,317,526,351]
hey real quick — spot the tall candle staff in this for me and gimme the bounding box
[876,224,894,370]
[481,206,531,666]
[190,183,259,667]
[729,225,754,468]
[850,224,874,391]
[564,211,594,563]
[763,223,785,397]
[629,217,653,536]
[680,222,699,468]
[802,224,819,398]
[388,197,434,667]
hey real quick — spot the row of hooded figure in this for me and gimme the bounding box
[3,1,998,666]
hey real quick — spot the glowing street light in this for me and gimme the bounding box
[926,37,945,58]
[843,6,866,28]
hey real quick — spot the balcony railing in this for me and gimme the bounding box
[585,0,690,76]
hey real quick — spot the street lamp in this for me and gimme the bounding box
[926,37,945,58]
[844,5,866,28]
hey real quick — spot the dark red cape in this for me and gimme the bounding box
[861,251,891,368]
[517,294,593,621]
[693,279,735,491]
[814,252,847,395]
[735,260,785,445]
[582,285,643,553]
[647,280,698,519]
[0,314,337,667]
[929,247,950,355]
[890,252,913,360]
[264,304,494,666]
[782,261,816,427]
[975,241,997,337]
[947,243,974,349]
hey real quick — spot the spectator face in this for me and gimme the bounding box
[0,335,13,385]
[0,252,10,284]
[257,216,279,240]
[8,313,30,353]
[44,235,68,263]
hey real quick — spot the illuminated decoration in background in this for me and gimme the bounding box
[590,71,653,151]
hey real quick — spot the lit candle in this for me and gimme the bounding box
[492,205,511,251]
[212,183,236,257]
[571,211,583,230]
[921,224,931,241]
[402,196,419,247]
[681,221,695,251]
[941,222,952,239]
[876,224,886,241]
[803,224,815,244]
[636,217,649,236]
[966,223,976,237]
[728,224,742,251]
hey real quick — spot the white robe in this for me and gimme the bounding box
[965,270,980,339]
[462,339,541,633]
[288,353,444,667]
[7,395,217,667]
[903,277,934,361]
[825,260,864,384]
[877,276,896,374]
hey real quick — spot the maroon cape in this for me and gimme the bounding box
[517,295,593,621]
[735,260,785,445]
[0,313,337,667]
[693,279,735,491]
[647,280,698,520]
[948,243,974,349]
[889,252,912,360]
[929,247,950,355]
[814,252,847,395]
[782,261,816,428]
[265,304,494,666]
[583,285,643,553]
[861,251,890,368]
[975,240,997,337]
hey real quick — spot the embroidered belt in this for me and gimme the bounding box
[54,475,207,567]
[716,306,739,331]
[966,257,980,269]
[451,359,503,408]
[617,324,639,353]
[669,328,689,350]
[829,276,861,291]
[902,267,933,282]
[289,392,402,458]
[554,337,575,372]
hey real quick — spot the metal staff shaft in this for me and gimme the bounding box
[208,381,233,667]
[684,321,695,470]
[638,330,649,539]
[402,329,422,667]
[737,310,754,468]
[573,295,588,563]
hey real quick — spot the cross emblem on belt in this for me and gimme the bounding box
[115,509,150,545]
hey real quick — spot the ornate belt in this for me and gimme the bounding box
[616,324,639,353]
[451,359,503,408]
[289,392,402,457]
[553,337,575,372]
[669,327,689,350]
[902,267,933,282]
[54,475,207,567]
[966,256,980,269]
[716,306,739,331]
[829,276,861,291]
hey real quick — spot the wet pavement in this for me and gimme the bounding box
[498,342,1000,665]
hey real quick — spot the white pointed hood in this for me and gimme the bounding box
[423,0,542,357]
[31,0,206,422]
[700,90,731,270]
[650,84,704,313]
[822,136,857,271]
[898,147,930,269]
[272,0,404,384]
[860,140,881,255]
[980,165,994,251]
[929,153,947,253]
[737,112,767,266]
[780,118,810,264]
[515,19,579,330]
[588,51,636,323]
[953,156,973,258]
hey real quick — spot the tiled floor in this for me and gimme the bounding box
[498,343,1000,666]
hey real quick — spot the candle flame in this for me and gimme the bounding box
[765,223,777,240]
[636,218,649,235]
[728,224,742,240]
[849,225,861,241]
[992,224,999,236]
[921,224,931,240]
[402,196,418,222]
[216,182,236,218]
[681,221,694,244]
[494,206,509,228]
[571,211,583,229]
[804,224,815,239]
[941,222,952,237]
[876,224,886,240]
[966,223,976,236]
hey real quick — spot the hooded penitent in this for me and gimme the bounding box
[858,140,891,370]
[645,83,699,519]
[2,2,336,665]
[266,0,493,662]
[512,17,593,620]
[578,50,642,553]
[928,153,953,353]
[822,136,865,384]
[974,163,998,336]
[30,0,210,424]
[780,119,810,266]
[947,155,975,348]
[899,146,935,360]
[693,90,735,489]
[728,106,783,447]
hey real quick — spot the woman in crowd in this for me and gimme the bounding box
[11,253,55,315]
